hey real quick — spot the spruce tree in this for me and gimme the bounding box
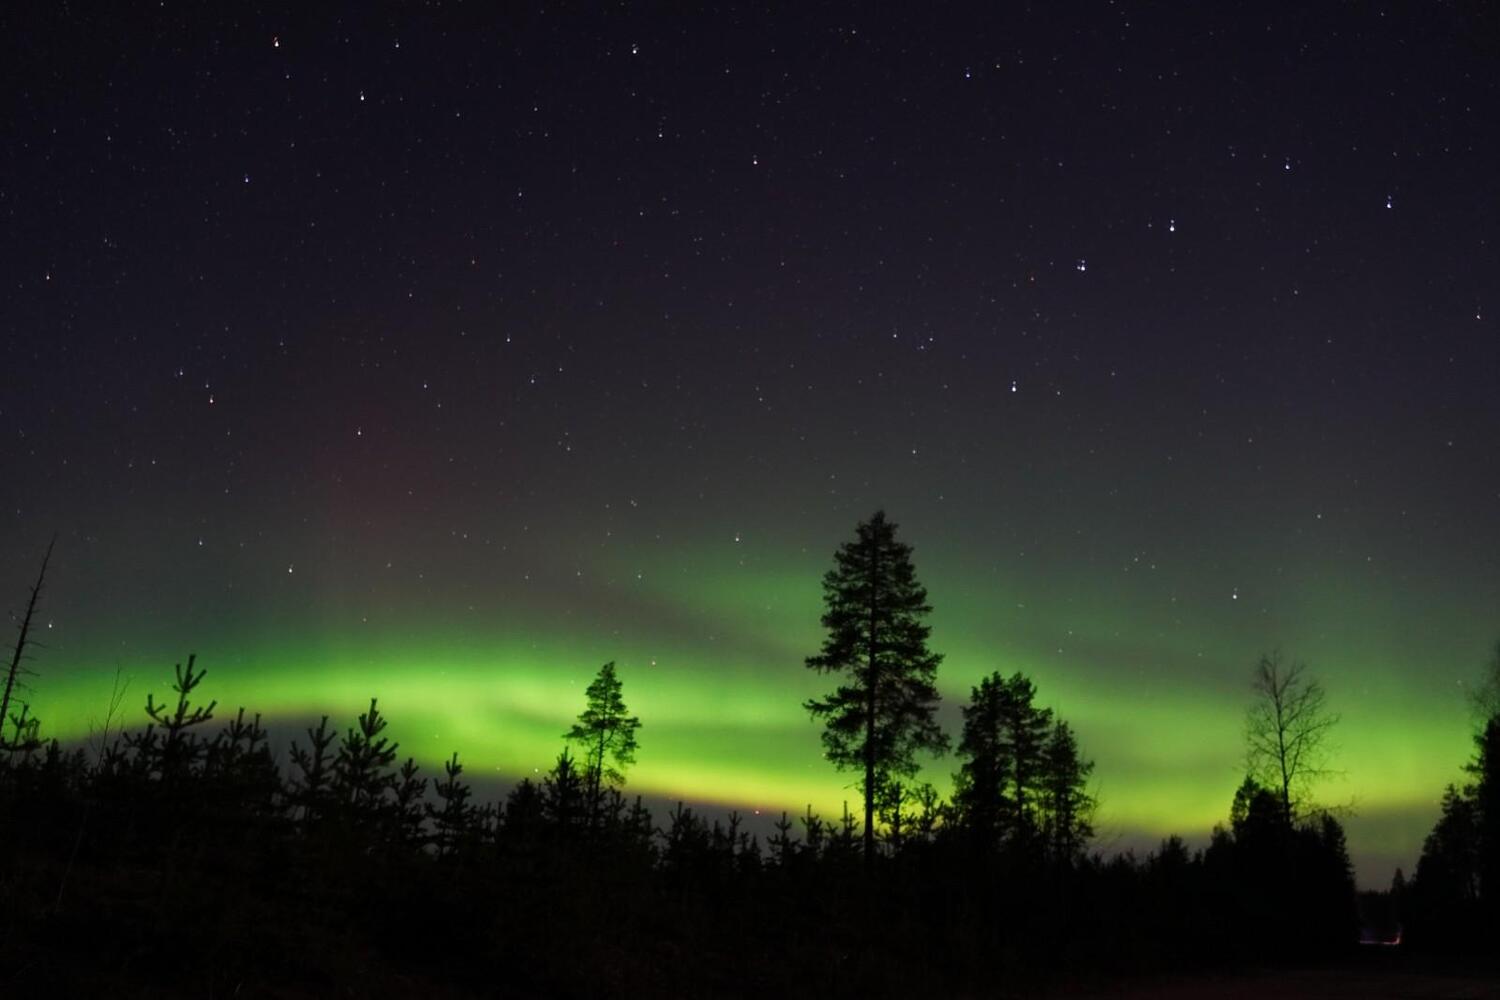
[391,757,428,848]
[334,698,398,813]
[429,751,476,857]
[805,510,948,863]
[135,654,217,782]
[289,715,337,828]
[768,810,797,868]
[541,747,586,833]
[206,707,279,826]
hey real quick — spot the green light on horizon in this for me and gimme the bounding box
[20,546,1487,888]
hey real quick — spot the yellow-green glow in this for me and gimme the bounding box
[25,544,1486,888]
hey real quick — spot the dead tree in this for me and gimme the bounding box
[1,534,56,757]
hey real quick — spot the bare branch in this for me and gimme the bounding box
[1244,650,1340,823]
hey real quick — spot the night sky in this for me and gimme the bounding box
[5,4,1499,887]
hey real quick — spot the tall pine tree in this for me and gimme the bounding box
[953,671,1054,852]
[564,661,641,823]
[1039,719,1095,863]
[805,510,948,863]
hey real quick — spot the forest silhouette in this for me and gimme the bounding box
[2,515,1497,996]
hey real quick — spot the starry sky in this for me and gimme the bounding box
[4,4,1499,886]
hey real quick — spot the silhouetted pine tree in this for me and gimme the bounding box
[805,510,948,863]
[391,756,428,849]
[1039,720,1095,864]
[541,747,585,835]
[768,810,797,868]
[1411,784,1481,946]
[953,671,1052,853]
[334,698,398,819]
[564,660,641,827]
[1006,675,1052,849]
[288,715,337,829]
[2,702,43,761]
[876,777,914,854]
[911,782,944,845]
[824,802,862,868]
[429,752,475,857]
[734,826,763,876]
[659,800,711,883]
[1309,813,1358,948]
[1410,713,1500,947]
[800,804,827,861]
[1206,774,1356,957]
[625,794,654,854]
[502,776,545,846]
[208,707,268,777]
[136,655,218,781]
[203,707,280,841]
[593,784,628,830]
[953,672,1008,850]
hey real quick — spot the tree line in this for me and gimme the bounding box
[1398,643,1500,951]
[1,514,1496,994]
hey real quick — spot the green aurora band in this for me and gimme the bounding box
[24,533,1487,888]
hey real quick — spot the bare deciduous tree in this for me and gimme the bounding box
[1245,651,1339,823]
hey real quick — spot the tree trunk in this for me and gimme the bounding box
[1275,683,1292,822]
[591,727,606,826]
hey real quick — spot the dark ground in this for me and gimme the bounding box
[1060,951,1500,1000]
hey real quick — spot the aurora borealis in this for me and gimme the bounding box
[5,4,1499,888]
